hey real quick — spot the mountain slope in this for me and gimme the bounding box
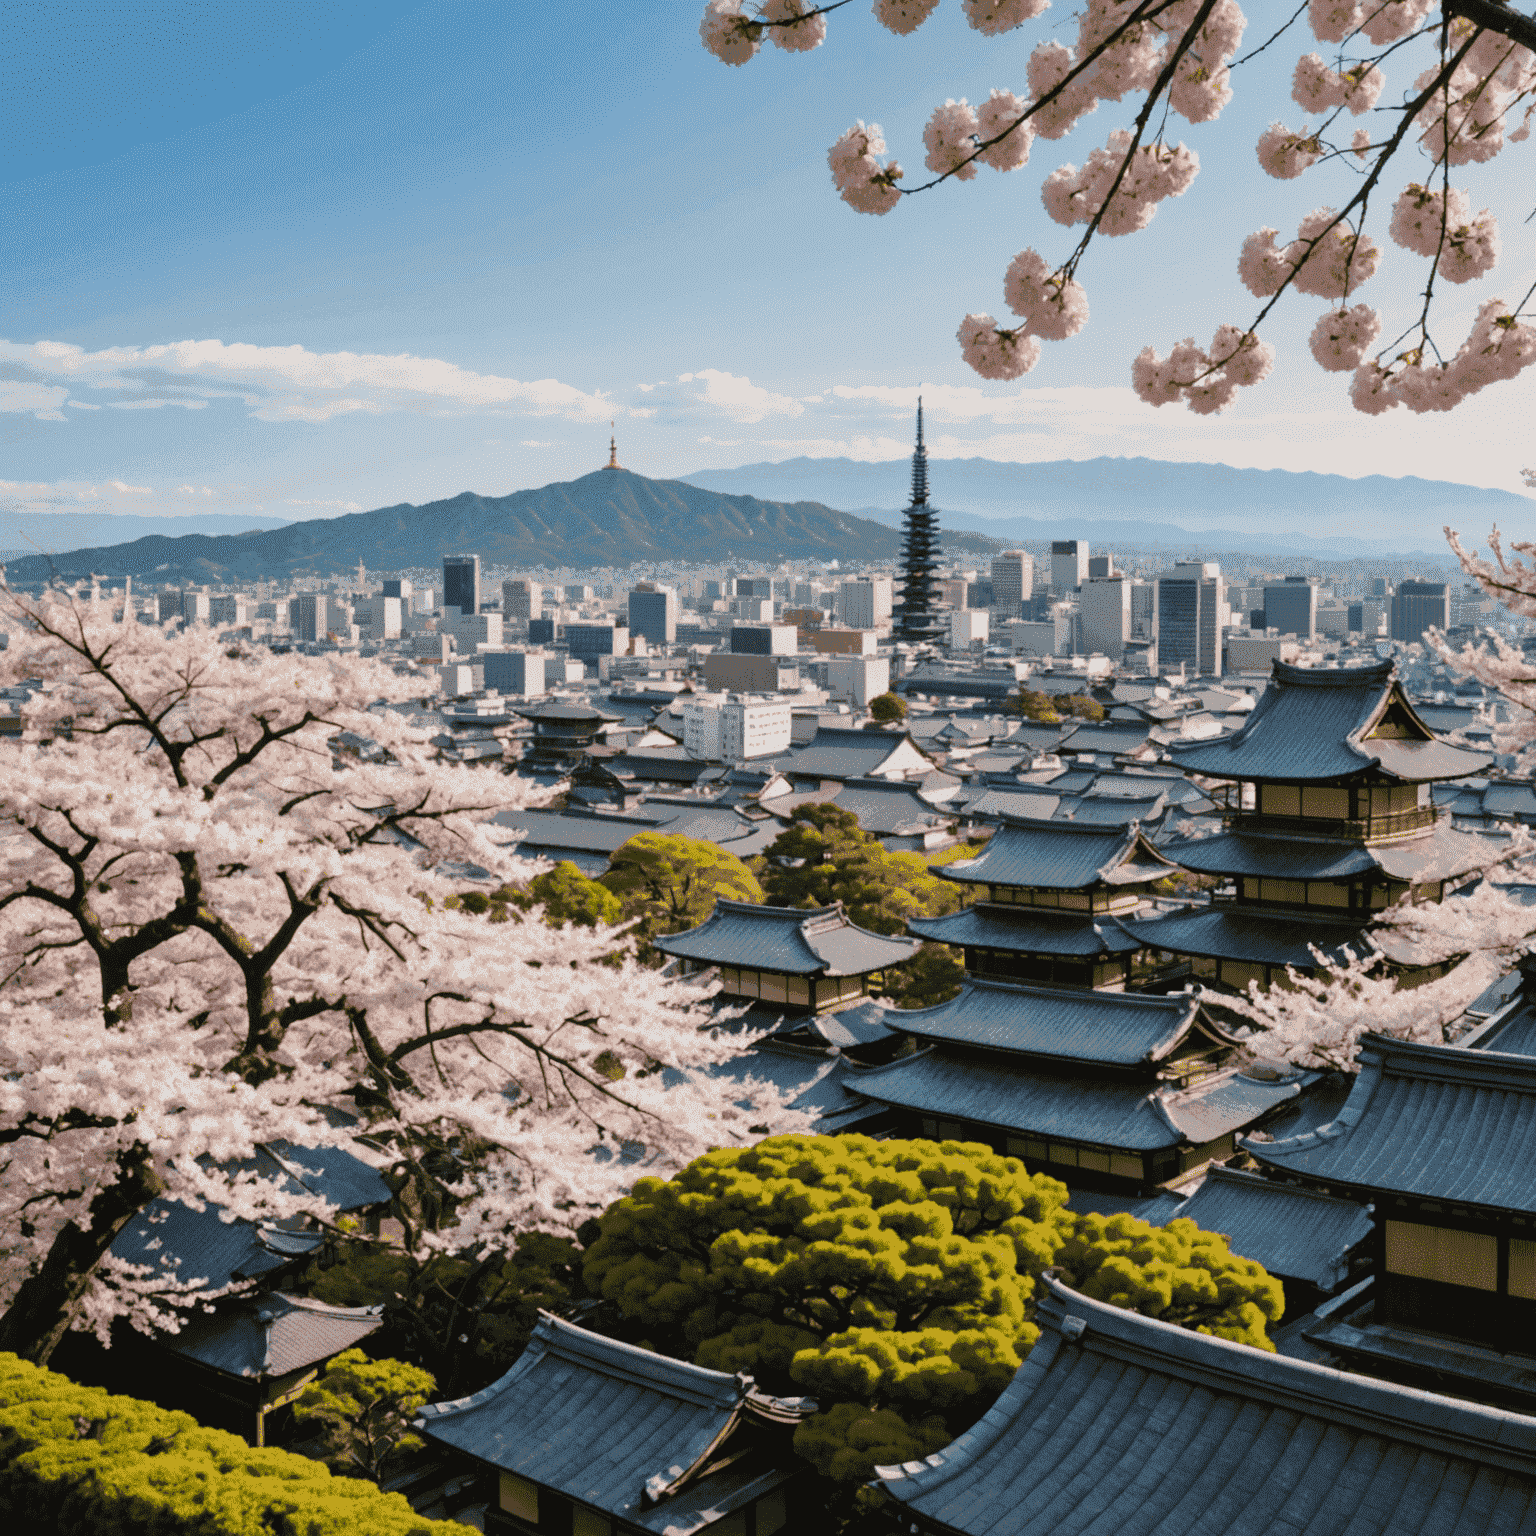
[0,511,292,566]
[678,457,1531,556]
[1,470,1001,584]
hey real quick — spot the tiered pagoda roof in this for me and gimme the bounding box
[419,1314,810,1536]
[1170,658,1492,784]
[875,1276,1536,1536]
[655,899,917,976]
[907,905,1143,960]
[935,818,1176,891]
[1118,903,1372,972]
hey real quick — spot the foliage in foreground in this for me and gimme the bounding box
[0,1352,465,1535]
[602,832,765,951]
[293,1349,436,1483]
[584,1135,1281,1483]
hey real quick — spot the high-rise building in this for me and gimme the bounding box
[949,609,990,647]
[990,551,1033,617]
[1087,554,1116,580]
[730,624,796,656]
[1391,581,1450,643]
[501,579,538,622]
[1051,540,1089,592]
[1263,576,1320,639]
[294,593,329,643]
[382,578,413,602]
[628,583,678,646]
[734,577,773,599]
[567,623,628,659]
[1156,561,1224,677]
[443,555,480,617]
[481,650,546,698]
[892,402,945,641]
[1080,575,1131,659]
[838,577,893,629]
[1129,580,1155,640]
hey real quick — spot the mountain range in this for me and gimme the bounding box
[0,469,1003,585]
[0,511,292,566]
[678,457,1532,559]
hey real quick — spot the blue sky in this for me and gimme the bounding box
[3,0,1533,529]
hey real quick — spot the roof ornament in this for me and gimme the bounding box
[605,420,622,470]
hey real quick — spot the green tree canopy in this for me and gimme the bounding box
[883,943,965,1010]
[1052,692,1107,721]
[293,1350,437,1482]
[601,832,765,949]
[583,1135,1281,1486]
[1008,688,1061,723]
[868,691,907,723]
[442,864,622,929]
[759,806,962,936]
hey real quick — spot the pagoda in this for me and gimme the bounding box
[1120,658,1494,992]
[891,400,946,643]
[907,816,1178,990]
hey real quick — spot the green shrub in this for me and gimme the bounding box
[0,1353,469,1535]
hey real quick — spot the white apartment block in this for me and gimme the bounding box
[827,654,891,707]
[684,694,793,763]
[837,577,893,629]
[1080,575,1130,659]
[949,609,990,647]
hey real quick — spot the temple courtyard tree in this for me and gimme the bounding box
[583,1134,1281,1483]
[601,832,766,951]
[700,0,1535,427]
[0,591,797,1364]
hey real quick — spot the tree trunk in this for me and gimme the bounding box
[0,1145,164,1365]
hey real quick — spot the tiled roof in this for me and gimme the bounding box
[1056,725,1153,757]
[1162,821,1495,883]
[778,726,933,780]
[961,790,1062,822]
[654,899,917,975]
[1065,1187,1188,1224]
[906,904,1144,957]
[1170,1167,1373,1289]
[1248,1033,1536,1215]
[937,818,1176,891]
[1119,903,1370,969]
[884,979,1203,1068]
[419,1314,804,1534]
[1171,659,1491,784]
[876,1275,1536,1536]
[162,1292,382,1380]
[1053,793,1166,826]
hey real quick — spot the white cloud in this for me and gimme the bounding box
[521,439,555,447]
[107,480,152,494]
[641,369,805,423]
[0,380,70,420]
[2,337,621,425]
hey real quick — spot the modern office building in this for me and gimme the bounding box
[1087,554,1116,580]
[1263,576,1320,639]
[627,583,678,646]
[293,593,329,643]
[381,578,413,602]
[730,624,796,656]
[1079,574,1131,659]
[1391,580,1450,643]
[949,609,989,647]
[683,695,794,762]
[990,550,1033,617]
[481,650,546,697]
[837,577,893,630]
[501,579,538,622]
[1156,561,1224,676]
[1050,540,1089,592]
[566,624,628,659]
[442,555,480,618]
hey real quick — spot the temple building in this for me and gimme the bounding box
[1121,659,1493,992]
[845,978,1307,1193]
[514,699,623,774]
[419,1314,812,1536]
[892,400,946,644]
[875,1275,1536,1536]
[1246,1033,1536,1407]
[908,817,1178,990]
[653,899,918,1013]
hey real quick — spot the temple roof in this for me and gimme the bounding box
[776,726,934,781]
[875,1276,1536,1536]
[1170,659,1491,785]
[1169,1166,1373,1291]
[937,818,1176,891]
[1161,820,1495,884]
[907,904,1143,957]
[419,1314,809,1534]
[1119,904,1371,970]
[160,1292,383,1382]
[1246,1034,1536,1216]
[653,899,918,975]
[883,978,1207,1068]
[846,1050,1301,1152]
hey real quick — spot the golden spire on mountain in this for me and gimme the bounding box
[605,420,622,470]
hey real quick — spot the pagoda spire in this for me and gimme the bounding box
[605,421,622,470]
[893,395,944,643]
[911,396,928,506]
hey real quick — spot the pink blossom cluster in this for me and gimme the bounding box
[700,0,762,64]
[875,0,941,35]
[1352,299,1536,415]
[1041,129,1199,234]
[957,314,1044,379]
[1131,323,1275,414]
[924,99,982,179]
[976,88,1034,170]
[828,121,904,213]
[1389,183,1501,284]
[1414,29,1536,167]
[1002,247,1089,338]
[962,0,1050,36]
[762,0,828,51]
[1309,0,1435,46]
[1291,52,1384,114]
[1308,302,1382,370]
[1025,0,1245,141]
[1255,121,1323,179]
[1238,209,1379,301]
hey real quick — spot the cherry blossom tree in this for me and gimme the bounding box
[0,587,798,1365]
[699,0,1535,417]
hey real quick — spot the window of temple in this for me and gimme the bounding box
[1384,1220,1497,1291]
[1259,784,1301,817]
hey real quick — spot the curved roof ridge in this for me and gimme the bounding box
[1273,658,1394,687]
